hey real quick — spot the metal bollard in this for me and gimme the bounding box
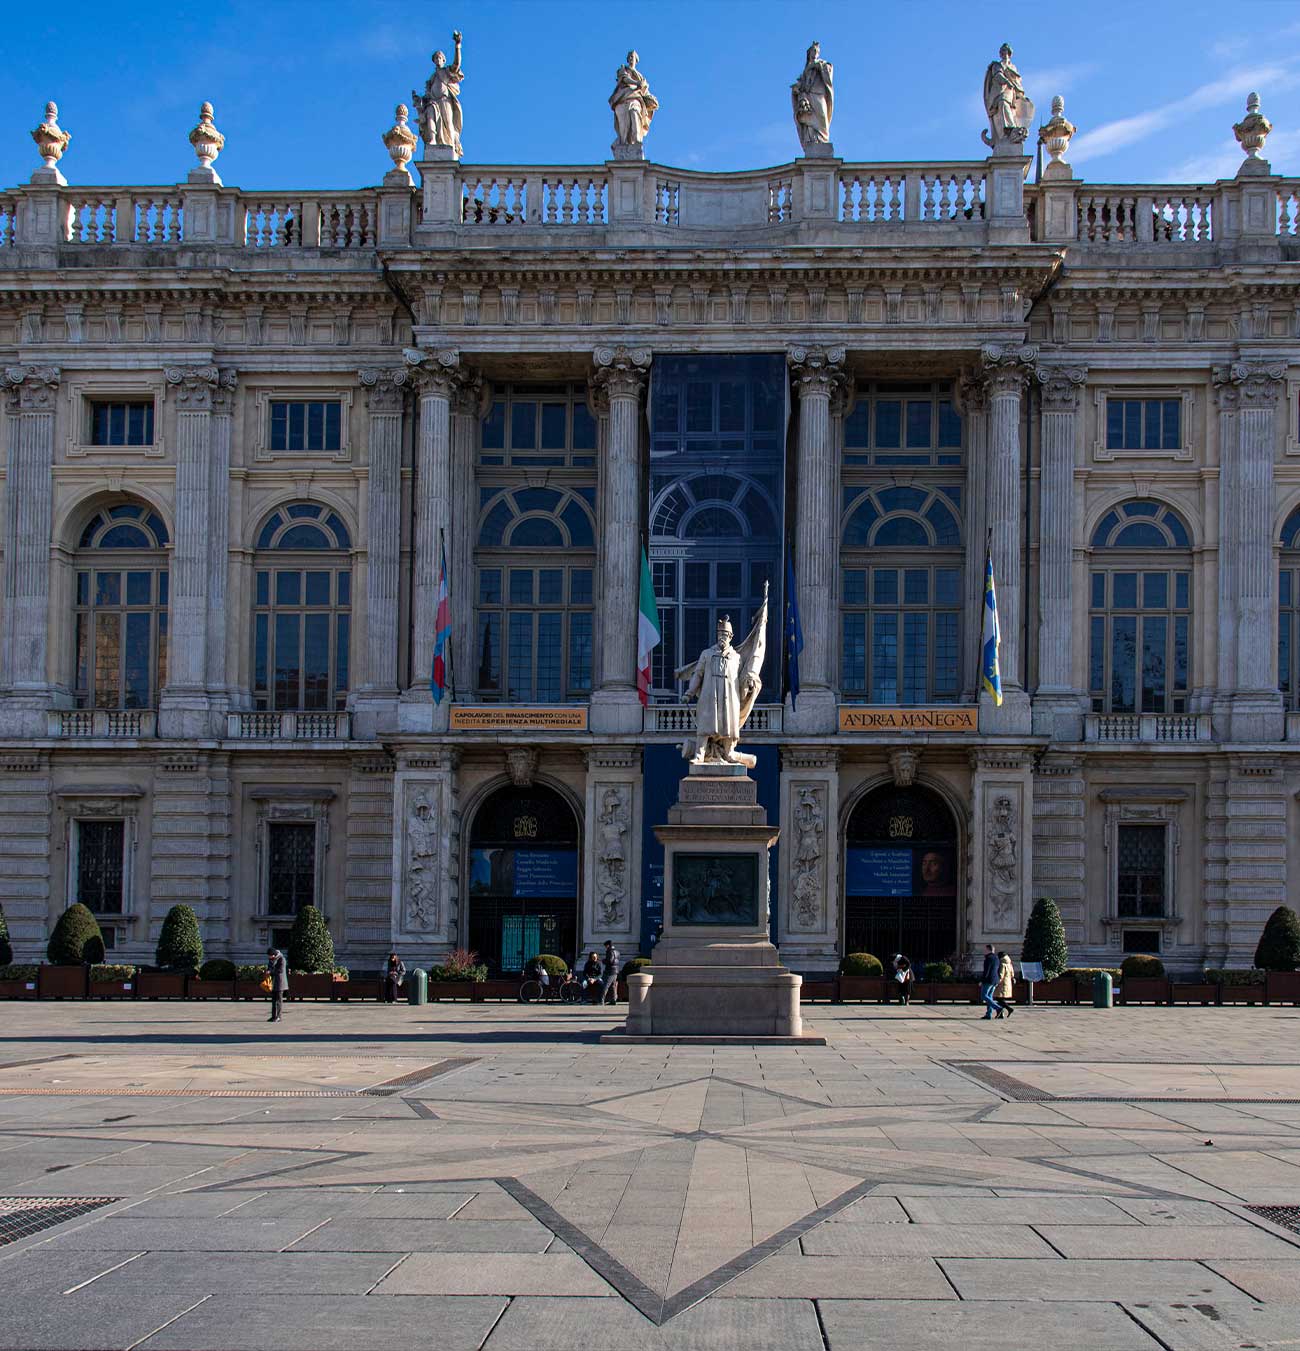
[407,969,428,1005]
[1092,971,1113,1008]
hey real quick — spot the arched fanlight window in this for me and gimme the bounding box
[252,504,352,710]
[74,502,170,709]
[840,485,963,703]
[1088,499,1192,714]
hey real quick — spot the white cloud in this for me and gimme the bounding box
[1162,126,1300,183]
[1032,63,1099,99]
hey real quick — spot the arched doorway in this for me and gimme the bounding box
[844,782,960,966]
[467,783,580,975]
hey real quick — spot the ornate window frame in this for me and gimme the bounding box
[250,786,334,924]
[251,388,353,463]
[55,785,144,932]
[1098,787,1186,940]
[1092,387,1195,463]
[1287,377,1300,457]
[65,377,166,459]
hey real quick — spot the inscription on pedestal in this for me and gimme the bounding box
[671,852,759,926]
[678,777,758,806]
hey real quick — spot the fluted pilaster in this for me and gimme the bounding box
[450,372,484,702]
[957,371,988,701]
[205,370,237,700]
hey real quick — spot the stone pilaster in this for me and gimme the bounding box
[777,746,840,971]
[979,343,1036,733]
[589,345,651,734]
[0,751,52,956]
[148,751,232,948]
[969,748,1033,946]
[205,371,236,710]
[450,372,484,704]
[957,371,989,701]
[354,367,410,734]
[1033,364,1087,740]
[583,745,642,948]
[1224,756,1287,965]
[1213,360,1286,743]
[391,748,459,956]
[344,753,397,954]
[0,366,60,736]
[1031,753,1085,946]
[787,347,848,733]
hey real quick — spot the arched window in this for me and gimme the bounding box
[74,503,170,709]
[1278,508,1300,706]
[252,504,352,711]
[1088,500,1191,714]
[474,485,595,701]
[840,486,963,703]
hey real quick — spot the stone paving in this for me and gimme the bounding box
[1,1000,1300,1348]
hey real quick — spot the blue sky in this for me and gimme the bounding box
[2,0,1298,190]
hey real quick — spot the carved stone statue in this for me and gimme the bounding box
[791,41,833,153]
[413,31,465,157]
[405,791,439,930]
[596,787,629,926]
[609,51,658,159]
[982,43,1034,152]
[791,787,825,926]
[675,583,768,767]
[987,793,1018,923]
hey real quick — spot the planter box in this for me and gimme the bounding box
[838,977,886,1002]
[38,966,88,999]
[235,978,270,1000]
[333,978,382,1001]
[1015,975,1076,1004]
[1171,982,1220,1005]
[288,973,334,1000]
[1119,977,1169,1005]
[188,979,234,1000]
[800,979,837,1002]
[136,971,187,999]
[429,981,479,1001]
[934,981,983,1003]
[1265,971,1300,1005]
[0,979,38,999]
[1220,983,1266,1005]
[476,979,519,1001]
[89,979,135,999]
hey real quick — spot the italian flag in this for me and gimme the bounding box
[637,544,661,707]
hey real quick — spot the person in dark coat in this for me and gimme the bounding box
[384,953,406,1004]
[267,947,288,1023]
[979,943,1000,1020]
[600,941,620,1006]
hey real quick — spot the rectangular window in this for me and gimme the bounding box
[1117,823,1166,918]
[478,384,596,466]
[474,565,595,702]
[1122,929,1161,954]
[841,383,963,463]
[76,820,125,914]
[1090,568,1190,714]
[266,822,316,915]
[1105,397,1182,451]
[269,400,342,452]
[90,400,154,447]
[252,568,350,711]
[840,565,961,704]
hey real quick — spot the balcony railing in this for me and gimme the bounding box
[645,703,783,735]
[227,711,352,740]
[48,709,156,738]
[1084,713,1211,743]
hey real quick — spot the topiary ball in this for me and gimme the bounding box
[839,952,884,978]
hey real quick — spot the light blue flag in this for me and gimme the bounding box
[981,552,1003,706]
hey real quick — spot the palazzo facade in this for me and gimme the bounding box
[1,88,1298,975]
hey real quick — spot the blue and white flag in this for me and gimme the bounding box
[784,552,803,710]
[981,550,1003,707]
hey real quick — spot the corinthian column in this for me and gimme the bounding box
[450,370,484,703]
[957,371,989,701]
[206,370,237,709]
[980,343,1036,732]
[0,365,59,736]
[1034,364,1086,739]
[589,345,651,735]
[787,346,847,733]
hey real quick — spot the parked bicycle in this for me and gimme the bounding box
[519,975,580,1003]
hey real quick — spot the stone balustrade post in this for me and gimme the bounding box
[787,346,848,733]
[0,366,60,736]
[589,345,651,734]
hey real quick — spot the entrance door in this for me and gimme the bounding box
[467,783,579,975]
[844,783,959,966]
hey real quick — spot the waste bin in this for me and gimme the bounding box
[407,969,428,1005]
[1092,971,1113,1008]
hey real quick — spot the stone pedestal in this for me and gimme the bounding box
[616,764,820,1042]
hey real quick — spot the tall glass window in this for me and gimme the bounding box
[73,503,170,709]
[252,505,352,711]
[842,382,963,467]
[1088,500,1191,714]
[478,383,597,468]
[1278,507,1300,707]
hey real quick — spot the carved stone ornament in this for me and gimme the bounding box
[403,346,461,397]
[889,748,919,788]
[383,104,419,179]
[790,785,826,928]
[188,102,225,172]
[506,747,539,787]
[1233,92,1272,161]
[359,366,411,412]
[986,792,1019,925]
[1,365,61,411]
[791,40,834,153]
[609,51,658,159]
[412,31,465,157]
[595,786,631,927]
[787,346,848,400]
[31,101,71,171]
[981,342,1038,394]
[164,365,220,409]
[591,345,652,400]
[981,43,1034,152]
[1035,364,1087,411]
[1038,95,1075,165]
[1213,360,1286,409]
[404,787,440,931]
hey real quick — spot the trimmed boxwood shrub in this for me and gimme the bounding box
[924,961,954,982]
[47,904,105,965]
[156,904,204,972]
[1021,896,1069,978]
[1064,967,1122,987]
[1204,968,1264,986]
[1120,954,1165,979]
[199,958,237,981]
[331,966,349,981]
[429,948,487,983]
[620,956,651,981]
[0,963,38,980]
[530,953,568,979]
[1254,906,1300,972]
[90,964,136,981]
[0,904,11,966]
[236,964,269,981]
[839,952,883,978]
[288,905,334,974]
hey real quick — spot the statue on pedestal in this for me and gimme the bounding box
[413,31,465,157]
[791,41,834,152]
[609,50,658,158]
[674,583,768,767]
[982,43,1034,152]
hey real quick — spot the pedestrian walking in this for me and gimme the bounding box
[267,947,287,1023]
[994,950,1015,1018]
[383,952,406,1004]
[600,940,620,1006]
[890,953,914,1005]
[979,943,1000,1020]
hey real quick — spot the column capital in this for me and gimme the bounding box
[449,369,487,418]
[211,367,238,415]
[359,366,412,413]
[591,345,652,400]
[403,346,461,398]
[1213,359,1286,409]
[1,364,61,411]
[1035,363,1087,411]
[787,345,847,399]
[164,364,220,410]
[953,367,990,415]
[980,342,1038,395]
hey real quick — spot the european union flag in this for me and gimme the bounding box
[981,550,1003,707]
[785,551,803,710]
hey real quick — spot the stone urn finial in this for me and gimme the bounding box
[1038,94,1076,170]
[1233,92,1272,171]
[187,101,225,184]
[382,103,418,184]
[31,101,71,184]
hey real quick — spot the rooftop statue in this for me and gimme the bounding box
[609,50,658,159]
[982,42,1034,153]
[413,31,465,158]
[675,582,769,768]
[791,41,834,154]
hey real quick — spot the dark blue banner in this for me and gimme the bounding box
[846,847,914,897]
[513,849,577,898]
